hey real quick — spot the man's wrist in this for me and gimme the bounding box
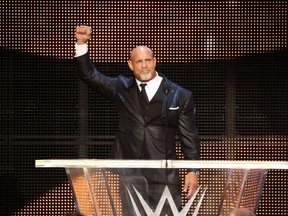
[74,43,88,57]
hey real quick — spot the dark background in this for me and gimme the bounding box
[1,1,287,215]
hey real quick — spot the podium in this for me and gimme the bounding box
[35,160,288,216]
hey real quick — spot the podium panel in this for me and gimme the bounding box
[218,169,267,216]
[36,160,288,216]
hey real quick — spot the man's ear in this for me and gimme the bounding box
[127,60,133,71]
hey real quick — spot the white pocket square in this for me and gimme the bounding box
[169,106,179,110]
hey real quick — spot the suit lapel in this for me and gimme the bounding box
[161,81,177,119]
[126,81,145,123]
[117,76,144,123]
[130,83,144,116]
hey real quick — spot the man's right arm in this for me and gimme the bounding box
[74,26,118,99]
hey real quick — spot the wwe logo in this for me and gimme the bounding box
[127,185,207,216]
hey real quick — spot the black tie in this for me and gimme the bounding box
[140,83,149,104]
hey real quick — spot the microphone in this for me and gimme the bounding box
[162,82,170,172]
[163,82,170,95]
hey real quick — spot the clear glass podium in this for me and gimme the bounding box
[35,160,288,216]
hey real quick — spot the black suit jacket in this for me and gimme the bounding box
[75,53,200,183]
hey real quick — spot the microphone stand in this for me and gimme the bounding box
[164,93,168,169]
[162,82,170,184]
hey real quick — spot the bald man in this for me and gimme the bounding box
[74,26,200,215]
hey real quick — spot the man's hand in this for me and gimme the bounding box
[183,171,198,199]
[75,25,92,44]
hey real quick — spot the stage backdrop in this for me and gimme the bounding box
[1,1,287,215]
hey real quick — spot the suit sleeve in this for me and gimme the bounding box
[178,91,200,171]
[74,53,118,101]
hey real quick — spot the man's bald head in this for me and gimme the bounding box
[130,46,154,61]
[127,46,157,82]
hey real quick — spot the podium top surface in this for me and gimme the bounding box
[35,159,288,170]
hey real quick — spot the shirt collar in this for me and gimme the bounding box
[135,72,162,91]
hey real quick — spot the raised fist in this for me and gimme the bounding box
[75,25,92,44]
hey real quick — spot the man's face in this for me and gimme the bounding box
[128,46,157,82]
